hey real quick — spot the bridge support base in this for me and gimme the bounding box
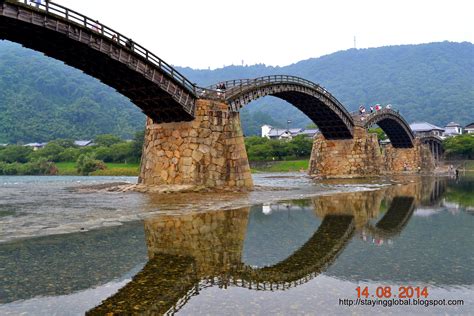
[309,127,384,178]
[309,128,435,178]
[384,140,435,173]
[139,99,253,191]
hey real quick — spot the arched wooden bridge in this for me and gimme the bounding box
[209,76,355,139]
[358,108,415,148]
[0,0,197,123]
[1,0,366,142]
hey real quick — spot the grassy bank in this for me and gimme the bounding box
[251,160,309,173]
[56,162,140,176]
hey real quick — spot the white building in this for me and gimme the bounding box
[261,125,319,140]
[444,122,462,136]
[24,142,47,151]
[74,140,94,147]
[409,122,445,137]
[464,122,474,134]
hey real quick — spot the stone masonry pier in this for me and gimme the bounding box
[309,127,435,178]
[138,99,253,190]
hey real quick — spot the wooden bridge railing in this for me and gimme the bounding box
[8,0,197,96]
[203,75,352,117]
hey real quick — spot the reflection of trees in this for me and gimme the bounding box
[445,177,474,210]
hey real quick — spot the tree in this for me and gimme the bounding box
[368,127,387,140]
[76,154,106,175]
[31,142,65,162]
[443,134,474,159]
[131,130,145,162]
[94,134,123,147]
[0,145,33,163]
[287,135,313,158]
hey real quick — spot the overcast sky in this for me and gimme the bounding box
[58,0,474,69]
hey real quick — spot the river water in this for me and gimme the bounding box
[0,174,473,315]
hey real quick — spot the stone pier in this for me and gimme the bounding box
[309,127,435,178]
[138,99,253,190]
[384,139,435,173]
[309,127,384,178]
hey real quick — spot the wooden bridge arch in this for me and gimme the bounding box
[0,0,197,123]
[362,108,415,148]
[213,76,355,140]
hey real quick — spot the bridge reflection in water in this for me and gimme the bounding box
[88,178,445,315]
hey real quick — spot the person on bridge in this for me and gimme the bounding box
[386,104,392,109]
[370,106,374,113]
[126,38,134,51]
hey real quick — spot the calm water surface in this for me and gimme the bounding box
[0,174,473,315]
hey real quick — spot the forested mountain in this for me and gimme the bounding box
[0,40,472,142]
[0,41,145,143]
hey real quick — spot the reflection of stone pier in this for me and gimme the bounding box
[313,190,383,228]
[145,208,250,277]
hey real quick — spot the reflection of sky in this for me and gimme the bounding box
[0,279,131,315]
[242,204,321,267]
[178,275,474,315]
[3,275,472,315]
[326,211,474,286]
[242,199,473,287]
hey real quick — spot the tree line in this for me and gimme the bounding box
[0,132,144,175]
[244,135,314,161]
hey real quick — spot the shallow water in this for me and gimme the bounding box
[0,174,473,315]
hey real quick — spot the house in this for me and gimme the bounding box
[409,122,444,137]
[24,142,47,151]
[444,122,462,136]
[74,140,94,147]
[464,122,474,134]
[261,125,319,140]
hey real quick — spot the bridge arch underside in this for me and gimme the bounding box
[229,87,354,139]
[367,117,414,148]
[0,2,195,123]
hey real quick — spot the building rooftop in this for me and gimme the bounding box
[445,121,461,127]
[464,122,474,129]
[74,140,93,147]
[409,122,444,132]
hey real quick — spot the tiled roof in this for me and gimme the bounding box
[410,122,444,132]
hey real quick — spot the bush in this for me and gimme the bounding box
[0,145,33,163]
[76,154,106,175]
[0,159,57,175]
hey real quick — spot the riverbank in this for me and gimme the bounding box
[56,162,140,176]
[60,160,310,176]
[250,160,309,173]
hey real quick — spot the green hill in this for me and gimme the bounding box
[0,40,472,142]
